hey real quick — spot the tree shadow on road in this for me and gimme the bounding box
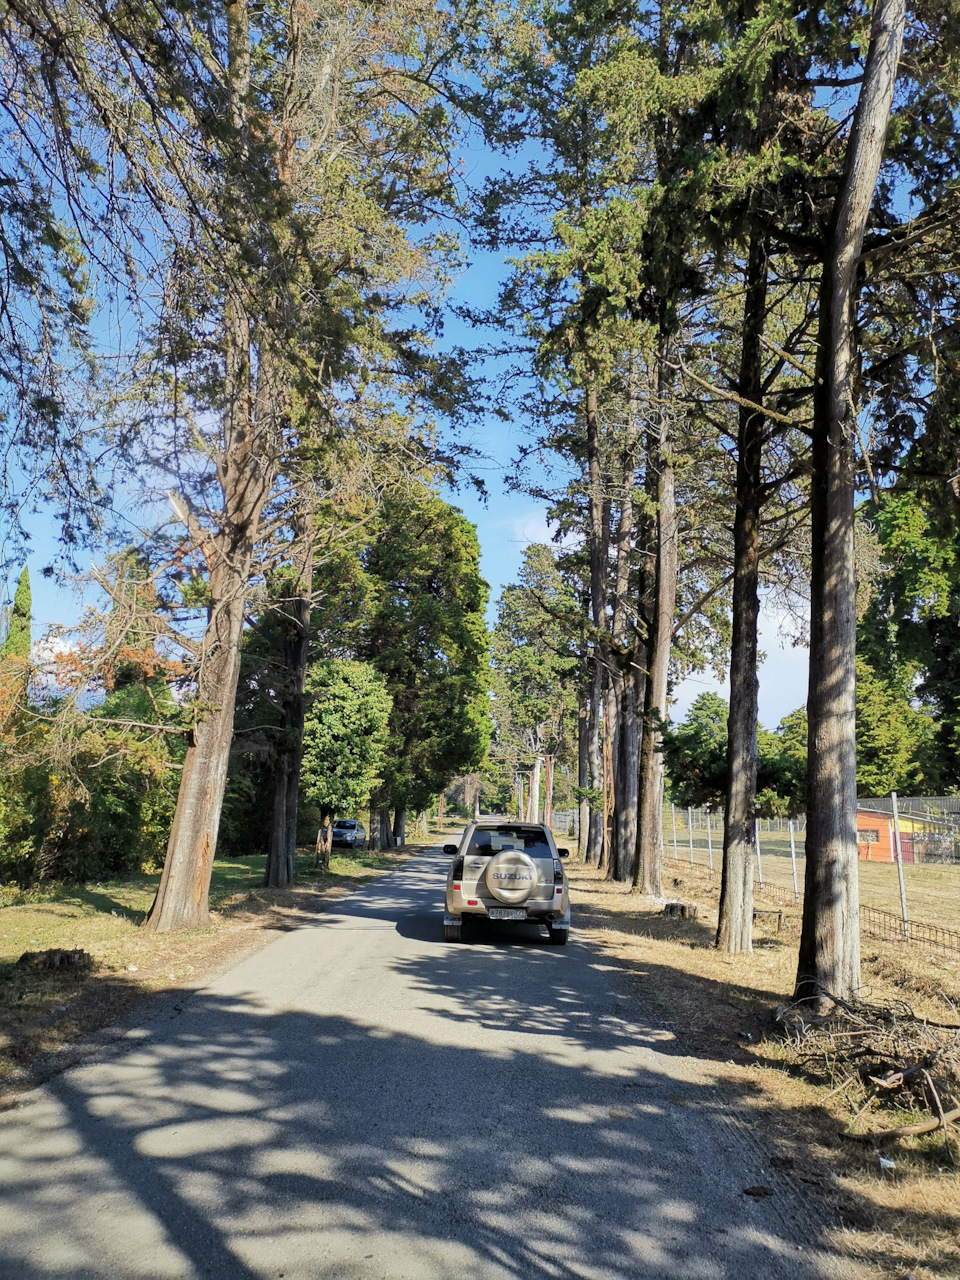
[0,987,856,1280]
[3,854,952,1279]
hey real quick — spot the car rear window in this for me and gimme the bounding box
[467,828,550,857]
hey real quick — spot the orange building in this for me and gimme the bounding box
[855,808,932,863]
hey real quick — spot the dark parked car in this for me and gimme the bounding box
[331,819,366,848]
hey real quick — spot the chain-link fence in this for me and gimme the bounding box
[552,801,960,957]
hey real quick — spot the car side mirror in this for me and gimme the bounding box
[443,844,458,856]
[557,848,570,858]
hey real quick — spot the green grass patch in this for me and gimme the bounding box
[0,844,416,1088]
[0,849,403,962]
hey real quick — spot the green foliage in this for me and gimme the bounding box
[856,495,956,791]
[491,544,578,754]
[0,679,182,887]
[1,566,31,661]
[662,694,729,809]
[854,656,937,797]
[664,694,805,814]
[300,661,392,820]
[362,495,492,813]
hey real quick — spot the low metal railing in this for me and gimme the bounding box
[860,905,960,956]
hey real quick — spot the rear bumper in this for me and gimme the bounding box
[447,886,569,919]
[444,900,571,927]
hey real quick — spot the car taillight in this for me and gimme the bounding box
[452,855,464,878]
[553,860,564,884]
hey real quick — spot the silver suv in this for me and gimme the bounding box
[442,820,571,945]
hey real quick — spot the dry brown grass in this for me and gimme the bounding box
[0,847,414,1103]
[569,860,960,1280]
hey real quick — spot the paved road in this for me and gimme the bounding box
[0,848,859,1279]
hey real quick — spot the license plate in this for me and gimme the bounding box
[489,908,527,920]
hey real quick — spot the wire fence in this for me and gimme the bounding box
[861,906,960,957]
[661,804,960,960]
[555,801,960,959]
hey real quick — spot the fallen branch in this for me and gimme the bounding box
[845,1106,960,1142]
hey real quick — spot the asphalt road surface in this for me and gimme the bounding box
[0,847,861,1279]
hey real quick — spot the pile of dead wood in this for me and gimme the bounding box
[775,995,960,1154]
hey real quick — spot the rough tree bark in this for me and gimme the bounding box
[145,279,278,930]
[543,754,554,830]
[368,804,381,851]
[586,663,604,862]
[392,808,406,846]
[634,353,678,898]
[264,512,314,888]
[608,369,641,882]
[717,232,768,952]
[526,755,542,822]
[379,807,395,849]
[314,809,332,870]
[577,631,591,857]
[144,0,285,931]
[795,0,905,1004]
[584,370,609,865]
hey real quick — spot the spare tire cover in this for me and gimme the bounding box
[485,850,538,904]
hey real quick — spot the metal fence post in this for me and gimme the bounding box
[671,803,678,864]
[754,818,764,888]
[788,819,799,903]
[891,791,910,940]
[706,808,714,873]
[688,807,695,869]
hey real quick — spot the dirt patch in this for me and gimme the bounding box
[0,846,417,1106]
[569,860,960,1280]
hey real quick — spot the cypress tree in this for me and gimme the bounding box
[1,567,31,661]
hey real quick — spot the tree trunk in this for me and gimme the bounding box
[526,756,541,822]
[795,0,905,1005]
[586,660,604,863]
[584,373,608,866]
[600,709,614,873]
[437,792,445,824]
[264,512,314,889]
[379,807,395,849]
[543,754,554,831]
[608,365,640,882]
[314,808,332,870]
[368,805,380,851]
[602,678,622,877]
[473,791,481,820]
[577,642,590,858]
[717,231,768,952]
[516,774,524,820]
[143,1,281,932]
[615,659,642,880]
[145,299,276,929]
[393,808,406,846]
[634,353,678,899]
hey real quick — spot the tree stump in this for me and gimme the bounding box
[662,900,698,920]
[16,949,92,972]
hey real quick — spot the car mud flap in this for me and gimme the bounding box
[443,912,462,926]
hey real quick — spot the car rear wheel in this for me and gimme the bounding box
[547,925,568,946]
[444,922,462,943]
